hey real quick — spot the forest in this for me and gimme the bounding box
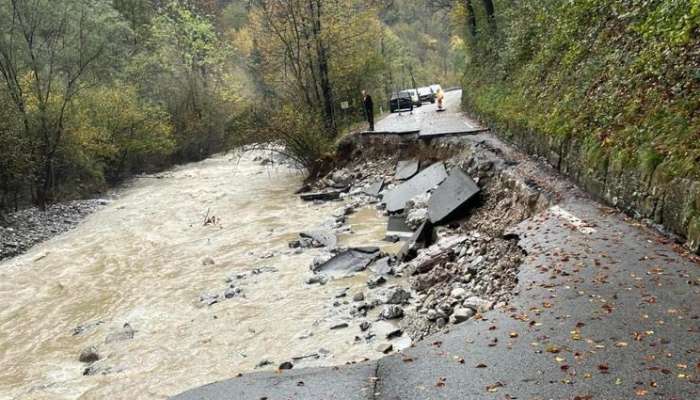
[1,0,698,216]
[0,0,458,213]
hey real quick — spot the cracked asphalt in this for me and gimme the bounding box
[173,93,699,400]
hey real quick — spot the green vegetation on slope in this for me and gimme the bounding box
[457,0,699,179]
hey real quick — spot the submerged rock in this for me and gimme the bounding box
[278,361,294,370]
[256,359,273,369]
[201,257,216,266]
[224,287,241,299]
[105,323,135,344]
[199,293,220,306]
[78,346,100,363]
[305,275,328,285]
[72,320,104,336]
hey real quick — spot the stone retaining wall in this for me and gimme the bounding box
[485,124,700,255]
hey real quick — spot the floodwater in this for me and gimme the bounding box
[0,152,394,399]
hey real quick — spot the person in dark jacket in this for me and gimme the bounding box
[362,90,374,131]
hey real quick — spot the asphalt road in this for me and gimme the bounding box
[374,90,484,136]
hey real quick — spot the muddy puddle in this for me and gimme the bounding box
[0,152,397,400]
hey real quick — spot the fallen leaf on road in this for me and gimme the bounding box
[475,363,487,368]
[509,332,519,338]
[546,345,561,354]
[635,388,648,396]
[485,382,504,392]
[435,377,446,387]
[598,364,610,374]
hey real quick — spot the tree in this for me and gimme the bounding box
[131,1,233,160]
[70,84,174,181]
[248,0,384,135]
[0,0,129,205]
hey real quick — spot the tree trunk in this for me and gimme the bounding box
[309,0,336,136]
[482,0,496,29]
[465,0,477,37]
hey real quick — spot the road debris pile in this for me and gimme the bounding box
[296,147,550,347]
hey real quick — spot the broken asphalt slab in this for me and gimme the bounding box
[363,179,384,197]
[385,215,413,241]
[171,362,378,400]
[313,247,381,278]
[395,160,420,181]
[398,220,433,261]
[383,162,448,213]
[427,167,480,224]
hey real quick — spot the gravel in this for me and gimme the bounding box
[1,199,107,261]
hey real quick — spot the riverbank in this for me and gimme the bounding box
[0,199,108,261]
[0,151,411,399]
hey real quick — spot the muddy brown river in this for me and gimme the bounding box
[0,152,396,399]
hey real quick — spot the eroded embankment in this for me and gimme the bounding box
[300,133,557,345]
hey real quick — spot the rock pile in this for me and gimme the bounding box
[404,230,524,337]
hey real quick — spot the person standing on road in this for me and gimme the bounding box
[436,87,445,111]
[362,90,374,131]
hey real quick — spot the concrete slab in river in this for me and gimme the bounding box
[313,247,380,278]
